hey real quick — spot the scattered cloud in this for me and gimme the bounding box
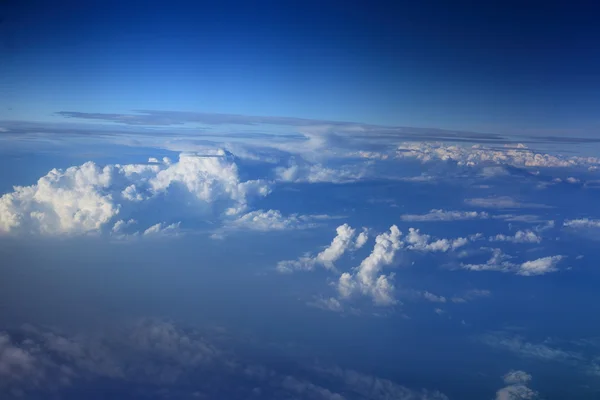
[422,292,447,303]
[451,289,491,303]
[480,332,583,363]
[0,150,270,236]
[495,370,538,400]
[396,141,600,169]
[277,224,367,272]
[489,230,542,244]
[462,249,564,276]
[337,225,402,306]
[275,160,365,183]
[400,209,489,222]
[404,228,468,252]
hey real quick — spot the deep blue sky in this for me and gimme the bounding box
[1,0,600,134]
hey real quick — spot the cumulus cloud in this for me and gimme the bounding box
[400,209,489,222]
[404,228,468,252]
[489,230,542,244]
[396,141,600,169]
[462,249,564,276]
[277,224,367,272]
[0,150,270,236]
[337,225,402,306]
[495,370,538,400]
[451,289,491,303]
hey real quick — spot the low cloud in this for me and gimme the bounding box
[495,370,538,400]
[277,224,368,272]
[0,150,270,236]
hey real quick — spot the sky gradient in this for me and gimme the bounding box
[1,0,600,134]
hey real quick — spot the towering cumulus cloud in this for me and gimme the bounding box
[0,150,270,235]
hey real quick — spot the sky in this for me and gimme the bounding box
[1,1,600,133]
[3,1,600,400]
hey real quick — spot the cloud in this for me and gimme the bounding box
[400,209,489,222]
[404,228,468,252]
[462,249,564,276]
[0,150,270,236]
[277,224,367,272]
[480,332,583,363]
[337,225,402,306]
[275,160,365,183]
[489,230,542,244]
[1,318,449,399]
[307,297,345,313]
[450,289,491,303]
[422,291,447,303]
[142,221,181,237]
[314,365,449,400]
[212,209,331,238]
[396,141,600,169]
[465,196,551,209]
[495,370,538,400]
[563,218,600,229]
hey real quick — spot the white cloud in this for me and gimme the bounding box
[450,289,491,304]
[337,225,403,306]
[462,249,564,276]
[0,150,270,236]
[396,141,600,169]
[400,209,489,222]
[143,222,181,237]
[519,256,563,276]
[307,297,344,313]
[275,161,364,183]
[495,370,537,400]
[277,224,365,272]
[564,218,600,229]
[404,228,468,252]
[489,230,542,244]
[465,196,551,209]
[213,209,330,238]
[422,292,447,303]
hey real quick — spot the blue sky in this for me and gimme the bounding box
[2,1,600,133]
[3,2,600,399]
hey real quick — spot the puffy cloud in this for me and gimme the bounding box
[462,249,564,276]
[404,228,468,252]
[400,209,489,222]
[337,225,403,306]
[396,141,600,169]
[277,224,366,272]
[0,150,270,236]
[489,230,542,244]
[495,370,537,400]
